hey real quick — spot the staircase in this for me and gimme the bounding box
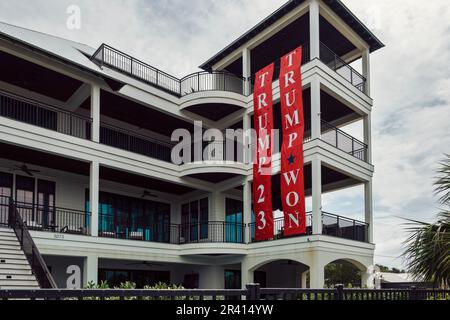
[0,227,39,289]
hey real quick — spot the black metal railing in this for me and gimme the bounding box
[320,120,368,162]
[249,214,313,243]
[319,42,366,93]
[7,199,57,288]
[249,212,368,243]
[0,284,448,300]
[4,198,90,235]
[92,44,246,97]
[179,221,245,244]
[0,90,92,139]
[100,123,173,162]
[98,214,245,245]
[180,71,245,96]
[322,212,368,243]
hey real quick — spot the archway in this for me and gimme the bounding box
[324,259,370,288]
[252,259,309,288]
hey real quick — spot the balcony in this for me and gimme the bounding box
[0,196,90,235]
[0,90,91,140]
[91,44,246,97]
[249,212,369,243]
[2,197,368,244]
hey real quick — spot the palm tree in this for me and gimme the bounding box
[403,155,450,288]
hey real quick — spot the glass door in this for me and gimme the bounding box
[0,172,13,225]
[15,175,35,227]
[37,179,56,230]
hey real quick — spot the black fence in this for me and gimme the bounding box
[0,284,448,300]
[7,200,57,288]
[98,214,246,245]
[92,44,245,97]
[0,90,92,139]
[319,42,366,93]
[321,120,368,162]
[248,212,368,243]
[100,123,173,162]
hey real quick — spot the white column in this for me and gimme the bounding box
[363,113,372,163]
[362,48,371,96]
[301,271,309,288]
[90,84,100,142]
[90,161,99,237]
[364,180,374,243]
[243,179,252,243]
[241,261,254,289]
[83,254,98,287]
[309,0,320,60]
[361,270,374,289]
[242,48,252,95]
[310,78,321,140]
[243,113,252,164]
[309,259,324,289]
[312,157,322,235]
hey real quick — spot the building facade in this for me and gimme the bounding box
[0,0,383,289]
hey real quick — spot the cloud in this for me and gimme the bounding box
[0,0,449,269]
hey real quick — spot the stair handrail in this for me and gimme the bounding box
[8,199,57,288]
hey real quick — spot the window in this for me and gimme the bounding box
[225,198,243,243]
[98,269,170,288]
[181,198,209,242]
[86,190,171,242]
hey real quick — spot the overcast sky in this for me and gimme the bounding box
[1,0,449,269]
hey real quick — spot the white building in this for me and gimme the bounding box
[0,0,383,289]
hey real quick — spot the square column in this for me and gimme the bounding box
[309,0,320,60]
[83,254,98,287]
[310,78,321,140]
[301,271,309,288]
[364,180,374,243]
[90,161,99,237]
[309,255,324,289]
[243,179,252,243]
[242,48,252,95]
[362,48,371,96]
[363,113,372,163]
[311,157,322,235]
[90,84,100,142]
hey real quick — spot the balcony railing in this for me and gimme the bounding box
[249,212,368,243]
[0,90,92,139]
[98,212,245,244]
[320,120,368,162]
[92,44,246,96]
[0,197,90,235]
[319,42,366,93]
[100,123,173,162]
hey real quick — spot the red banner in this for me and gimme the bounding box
[253,63,275,241]
[279,47,306,236]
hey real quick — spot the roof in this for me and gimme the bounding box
[0,21,137,90]
[377,273,420,283]
[199,0,384,70]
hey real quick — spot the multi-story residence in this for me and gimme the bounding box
[0,0,383,290]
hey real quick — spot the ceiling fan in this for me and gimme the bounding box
[13,163,41,177]
[141,190,158,199]
[126,261,163,268]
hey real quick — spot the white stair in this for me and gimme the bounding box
[0,227,40,290]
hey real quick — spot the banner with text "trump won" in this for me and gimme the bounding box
[279,47,306,236]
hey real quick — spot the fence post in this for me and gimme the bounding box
[246,283,261,300]
[410,286,418,301]
[335,284,344,300]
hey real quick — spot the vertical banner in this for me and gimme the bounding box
[253,63,275,241]
[279,47,306,236]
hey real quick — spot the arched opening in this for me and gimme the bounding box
[324,259,366,288]
[252,260,309,288]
